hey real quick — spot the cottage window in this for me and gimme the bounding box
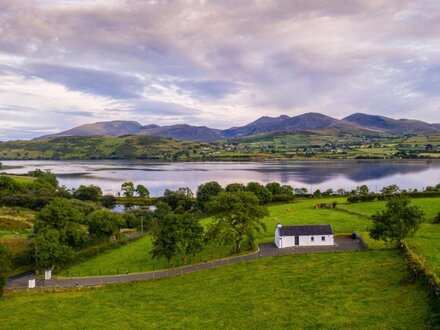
[311,237,314,242]
[321,236,325,241]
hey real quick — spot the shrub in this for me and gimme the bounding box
[434,212,440,224]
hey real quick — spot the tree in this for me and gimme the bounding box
[380,184,399,195]
[35,198,83,230]
[206,191,269,253]
[246,182,272,204]
[161,189,194,211]
[101,195,117,209]
[357,185,369,195]
[313,189,322,198]
[135,184,150,198]
[196,181,223,212]
[72,185,103,201]
[369,195,424,245]
[295,187,309,196]
[35,228,73,270]
[152,212,204,265]
[34,198,88,248]
[121,182,135,197]
[87,210,124,238]
[0,244,11,297]
[0,176,22,197]
[265,182,294,202]
[225,183,247,193]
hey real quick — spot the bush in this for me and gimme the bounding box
[101,195,117,209]
[434,212,440,224]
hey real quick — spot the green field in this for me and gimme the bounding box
[65,198,371,276]
[406,224,440,277]
[0,174,36,184]
[338,197,440,222]
[1,250,434,329]
[64,237,235,277]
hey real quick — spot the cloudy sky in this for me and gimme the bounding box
[0,0,439,140]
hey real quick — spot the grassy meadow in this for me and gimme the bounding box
[406,224,440,277]
[1,250,434,329]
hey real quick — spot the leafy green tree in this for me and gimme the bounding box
[0,244,11,297]
[196,181,223,212]
[295,187,309,196]
[152,212,204,265]
[35,198,83,230]
[225,183,247,193]
[34,198,88,248]
[206,191,269,253]
[0,176,22,196]
[246,182,272,204]
[369,195,424,245]
[121,182,135,197]
[101,195,117,209]
[380,184,400,195]
[265,182,294,202]
[162,188,194,211]
[72,185,102,201]
[313,189,322,198]
[357,185,369,195]
[87,210,124,238]
[135,184,150,197]
[35,228,73,270]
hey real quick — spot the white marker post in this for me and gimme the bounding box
[28,278,35,289]
[44,270,52,280]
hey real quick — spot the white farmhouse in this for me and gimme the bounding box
[274,224,334,248]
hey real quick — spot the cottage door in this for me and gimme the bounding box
[295,236,299,246]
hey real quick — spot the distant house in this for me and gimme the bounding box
[274,224,334,248]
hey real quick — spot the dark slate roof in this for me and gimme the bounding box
[278,224,333,236]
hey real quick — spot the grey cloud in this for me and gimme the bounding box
[24,63,144,99]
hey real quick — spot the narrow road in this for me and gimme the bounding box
[7,238,365,289]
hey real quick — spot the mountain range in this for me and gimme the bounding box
[38,112,440,142]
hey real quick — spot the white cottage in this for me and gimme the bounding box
[274,224,334,248]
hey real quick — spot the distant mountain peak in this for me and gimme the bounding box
[37,112,440,142]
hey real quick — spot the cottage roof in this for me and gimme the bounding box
[278,224,333,236]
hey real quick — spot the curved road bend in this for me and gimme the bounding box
[7,238,365,289]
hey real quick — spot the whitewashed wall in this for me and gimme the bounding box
[274,227,334,248]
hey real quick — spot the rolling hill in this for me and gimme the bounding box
[36,112,440,142]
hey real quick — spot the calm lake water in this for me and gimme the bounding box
[2,160,440,196]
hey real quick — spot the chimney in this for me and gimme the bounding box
[277,223,282,228]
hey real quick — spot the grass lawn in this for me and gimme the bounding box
[406,224,440,277]
[63,236,236,277]
[2,250,434,329]
[338,197,440,222]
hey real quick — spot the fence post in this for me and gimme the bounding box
[117,267,119,275]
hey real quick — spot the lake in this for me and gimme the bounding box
[1,159,440,196]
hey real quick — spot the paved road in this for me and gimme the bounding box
[7,238,365,289]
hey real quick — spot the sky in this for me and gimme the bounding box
[0,0,439,140]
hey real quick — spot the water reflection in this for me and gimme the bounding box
[2,159,439,196]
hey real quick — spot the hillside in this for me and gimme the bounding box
[37,112,440,142]
[344,113,439,135]
[0,251,432,329]
[0,135,203,160]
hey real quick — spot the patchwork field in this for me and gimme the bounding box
[338,197,440,222]
[1,250,434,329]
